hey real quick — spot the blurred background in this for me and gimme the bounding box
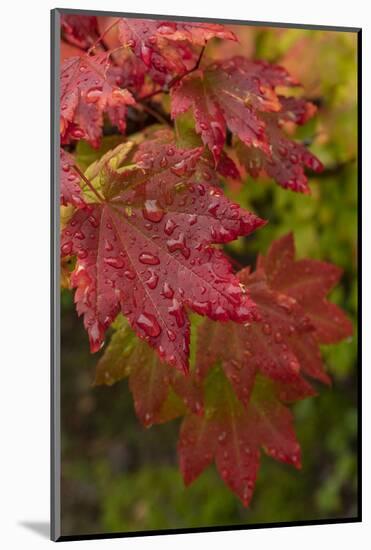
[60,23,358,536]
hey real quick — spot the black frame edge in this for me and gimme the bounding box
[51,7,61,543]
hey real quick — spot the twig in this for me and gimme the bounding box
[138,87,166,102]
[87,18,121,55]
[73,164,105,203]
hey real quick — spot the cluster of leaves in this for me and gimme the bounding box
[60,14,352,506]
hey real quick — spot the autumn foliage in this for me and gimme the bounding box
[59,14,352,507]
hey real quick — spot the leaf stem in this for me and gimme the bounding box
[87,18,121,55]
[138,87,165,102]
[72,164,105,203]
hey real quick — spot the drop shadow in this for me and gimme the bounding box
[19,521,50,539]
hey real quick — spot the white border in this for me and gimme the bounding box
[1,0,368,547]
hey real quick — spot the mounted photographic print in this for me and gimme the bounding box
[51,8,361,541]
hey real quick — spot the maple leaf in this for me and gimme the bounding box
[107,54,147,95]
[173,112,241,183]
[61,140,264,371]
[216,151,241,180]
[60,53,135,147]
[258,233,353,343]
[135,126,240,192]
[61,14,99,49]
[278,96,318,125]
[196,268,331,409]
[236,97,323,193]
[178,369,307,506]
[157,21,237,45]
[117,18,236,81]
[60,148,87,208]
[181,230,352,505]
[196,233,352,401]
[95,318,203,426]
[171,57,296,163]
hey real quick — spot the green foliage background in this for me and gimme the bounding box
[60,26,358,536]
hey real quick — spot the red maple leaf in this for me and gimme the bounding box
[216,150,241,180]
[178,371,310,506]
[60,148,87,209]
[196,233,352,402]
[117,18,236,80]
[257,233,353,343]
[196,270,328,409]
[171,57,297,163]
[157,20,237,45]
[107,54,147,95]
[61,14,99,49]
[60,53,135,147]
[180,233,352,504]
[135,127,240,189]
[236,97,323,193]
[61,140,264,371]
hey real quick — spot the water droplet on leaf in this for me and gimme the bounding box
[137,312,161,337]
[142,200,164,223]
[104,257,125,269]
[139,252,160,265]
